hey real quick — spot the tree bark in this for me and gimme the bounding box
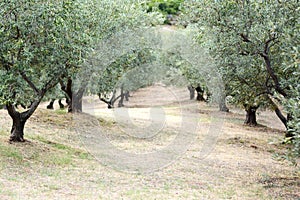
[244,105,258,126]
[69,88,84,113]
[206,91,212,103]
[6,104,33,142]
[187,86,195,100]
[7,98,44,142]
[10,117,26,142]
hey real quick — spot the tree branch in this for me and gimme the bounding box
[264,36,278,54]
[19,70,40,94]
[239,33,251,43]
[6,103,19,120]
[259,53,287,97]
[267,96,287,128]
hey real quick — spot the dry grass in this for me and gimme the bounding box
[0,85,299,199]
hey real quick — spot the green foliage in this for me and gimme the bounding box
[147,0,183,15]
[160,50,208,91]
[182,0,299,160]
[88,48,158,98]
[146,0,184,24]
[0,0,162,104]
[0,0,90,105]
[184,0,299,106]
[66,0,163,98]
[282,88,300,164]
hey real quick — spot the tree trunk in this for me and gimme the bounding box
[69,89,84,113]
[206,91,212,103]
[6,104,31,142]
[275,109,293,138]
[187,86,195,100]
[66,96,70,105]
[47,99,55,109]
[267,96,293,137]
[274,108,287,128]
[244,106,258,126]
[267,95,288,128]
[109,90,121,108]
[219,94,229,112]
[118,86,125,107]
[60,78,73,111]
[195,86,205,101]
[10,117,26,142]
[58,99,64,109]
[125,91,130,101]
[60,78,85,113]
[99,90,122,109]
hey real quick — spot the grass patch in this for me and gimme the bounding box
[46,155,73,166]
[0,144,23,161]
[30,109,72,128]
[29,135,91,160]
[55,109,67,115]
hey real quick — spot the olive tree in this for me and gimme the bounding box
[0,0,91,141]
[182,0,299,128]
[59,0,163,113]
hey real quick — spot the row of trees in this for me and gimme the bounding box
[0,0,298,162]
[181,0,299,160]
[0,0,163,142]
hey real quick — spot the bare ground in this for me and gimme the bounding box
[0,85,299,199]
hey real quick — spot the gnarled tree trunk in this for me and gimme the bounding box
[6,104,26,142]
[6,100,41,142]
[10,116,26,142]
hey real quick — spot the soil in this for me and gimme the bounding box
[0,84,299,199]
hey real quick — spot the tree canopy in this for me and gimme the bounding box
[182,0,299,160]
